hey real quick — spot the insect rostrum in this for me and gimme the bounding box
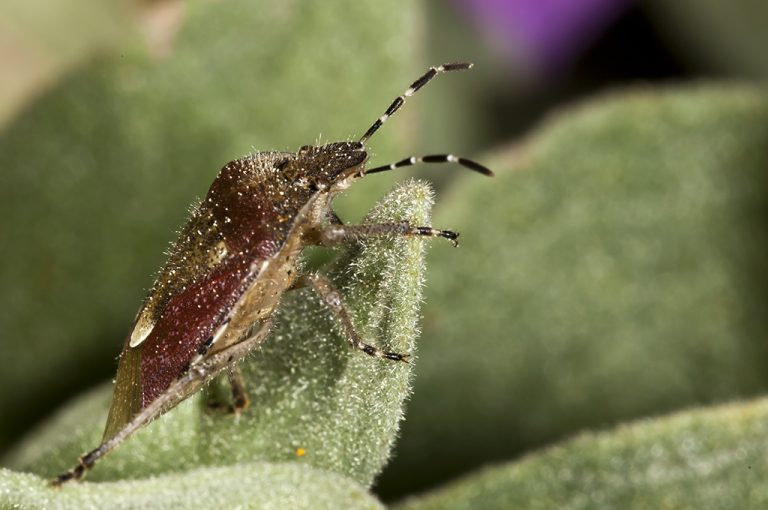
[54,62,492,485]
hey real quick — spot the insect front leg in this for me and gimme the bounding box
[53,319,273,486]
[326,208,344,225]
[313,221,460,247]
[293,274,410,362]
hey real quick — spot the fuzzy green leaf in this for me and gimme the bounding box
[394,398,768,509]
[6,181,433,492]
[0,0,415,453]
[0,462,383,510]
[379,84,768,496]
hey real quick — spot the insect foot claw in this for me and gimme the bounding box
[51,473,71,487]
[441,230,459,247]
[383,351,411,363]
[207,397,250,415]
[51,462,85,487]
[207,400,232,414]
[231,394,251,415]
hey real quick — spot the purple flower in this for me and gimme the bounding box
[457,0,633,74]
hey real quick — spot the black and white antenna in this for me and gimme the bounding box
[359,63,493,178]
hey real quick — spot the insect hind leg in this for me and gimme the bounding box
[52,319,273,486]
[294,274,410,363]
[53,449,99,485]
[207,366,250,415]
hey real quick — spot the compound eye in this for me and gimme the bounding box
[299,144,312,153]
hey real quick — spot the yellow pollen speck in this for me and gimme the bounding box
[296,447,306,457]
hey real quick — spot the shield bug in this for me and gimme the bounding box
[54,62,493,485]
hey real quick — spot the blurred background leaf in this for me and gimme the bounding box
[378,83,768,498]
[0,0,128,128]
[394,398,768,510]
[647,0,768,78]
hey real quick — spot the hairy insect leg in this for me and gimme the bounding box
[52,319,273,486]
[294,274,410,363]
[207,366,250,414]
[314,220,460,247]
[227,367,250,412]
[327,208,344,225]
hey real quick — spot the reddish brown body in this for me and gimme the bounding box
[139,255,251,406]
[103,144,367,438]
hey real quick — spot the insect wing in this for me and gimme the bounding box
[103,254,255,439]
[102,153,297,439]
[102,338,142,441]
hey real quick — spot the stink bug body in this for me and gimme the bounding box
[54,63,492,484]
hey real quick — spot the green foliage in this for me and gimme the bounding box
[0,462,383,510]
[0,0,413,452]
[379,84,768,496]
[394,398,768,510]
